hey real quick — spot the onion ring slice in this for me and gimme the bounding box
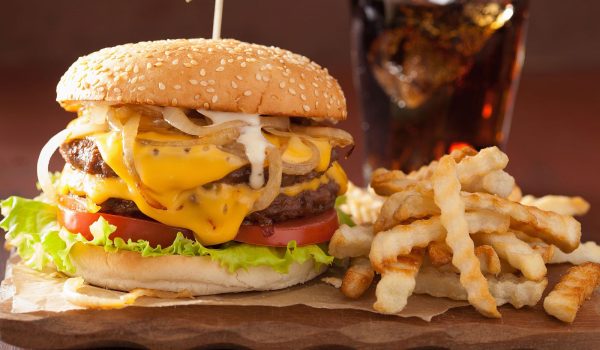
[282,139,320,175]
[122,116,165,210]
[37,129,71,201]
[252,147,282,211]
[163,107,246,136]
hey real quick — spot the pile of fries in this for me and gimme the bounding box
[331,146,600,322]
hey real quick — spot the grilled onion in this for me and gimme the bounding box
[122,116,165,210]
[252,147,282,212]
[282,139,320,175]
[290,125,354,147]
[137,127,241,147]
[37,129,71,200]
[163,107,247,136]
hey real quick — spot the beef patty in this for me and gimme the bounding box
[60,138,340,225]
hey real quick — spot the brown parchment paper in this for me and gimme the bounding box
[0,254,468,321]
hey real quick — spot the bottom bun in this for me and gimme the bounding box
[68,243,326,295]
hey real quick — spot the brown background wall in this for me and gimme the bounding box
[0,0,599,236]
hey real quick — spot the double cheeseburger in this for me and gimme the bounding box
[1,39,353,295]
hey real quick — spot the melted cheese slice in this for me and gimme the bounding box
[63,129,346,246]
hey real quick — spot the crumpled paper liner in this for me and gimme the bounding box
[0,254,468,322]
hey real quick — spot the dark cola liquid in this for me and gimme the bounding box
[351,0,529,176]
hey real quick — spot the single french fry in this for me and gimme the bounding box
[544,262,600,323]
[475,245,501,276]
[521,195,590,217]
[341,257,374,299]
[427,241,453,267]
[473,231,547,281]
[370,211,509,272]
[328,225,374,259]
[531,243,555,264]
[433,156,500,318]
[550,241,600,265]
[373,249,424,314]
[463,170,515,198]
[461,192,581,253]
[414,267,547,309]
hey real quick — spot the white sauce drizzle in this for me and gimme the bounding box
[199,109,269,189]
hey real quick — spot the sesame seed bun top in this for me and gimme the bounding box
[56,38,347,121]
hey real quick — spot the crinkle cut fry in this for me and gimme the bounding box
[373,249,424,314]
[378,189,581,254]
[341,257,374,299]
[433,155,500,318]
[461,192,581,253]
[473,231,547,281]
[370,211,509,272]
[415,266,547,309]
[544,262,600,323]
[328,224,374,259]
[550,241,600,265]
[371,147,507,197]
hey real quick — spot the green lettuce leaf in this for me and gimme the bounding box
[335,195,356,227]
[1,196,333,275]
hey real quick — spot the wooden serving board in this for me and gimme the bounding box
[0,265,599,349]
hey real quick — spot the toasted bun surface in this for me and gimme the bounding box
[57,38,347,121]
[68,243,325,295]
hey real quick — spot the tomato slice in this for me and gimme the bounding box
[57,207,195,247]
[234,209,339,247]
[57,207,339,248]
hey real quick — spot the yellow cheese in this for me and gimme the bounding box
[92,132,259,245]
[134,132,246,193]
[62,129,347,246]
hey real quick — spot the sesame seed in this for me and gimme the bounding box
[189,79,198,85]
[236,75,243,81]
[244,90,252,96]
[262,75,270,82]
[158,82,166,90]
[300,94,307,101]
[172,59,179,65]
[155,62,163,67]
[208,79,215,85]
[299,83,306,90]
[279,81,286,89]
[301,73,306,79]
[227,58,234,63]
[255,73,262,81]
[146,62,152,69]
[288,88,297,95]
[324,92,329,98]
[200,68,206,76]
[200,80,208,86]
[312,82,319,88]
[241,62,247,68]
[194,94,200,100]
[183,63,191,67]
[303,105,310,112]
[212,95,219,103]
[314,90,319,97]
[207,87,215,93]
[172,98,178,105]
[216,66,225,72]
[133,65,139,73]
[231,81,238,88]
[203,102,210,108]
[174,84,182,90]
[290,78,296,83]
[220,58,226,65]
[190,60,198,65]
